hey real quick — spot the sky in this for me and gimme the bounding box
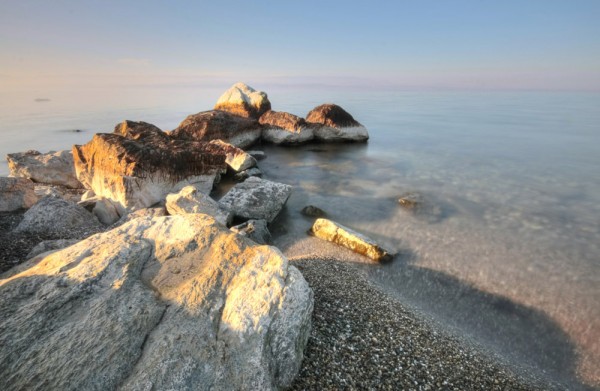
[1,0,600,91]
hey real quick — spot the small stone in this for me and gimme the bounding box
[301,205,327,218]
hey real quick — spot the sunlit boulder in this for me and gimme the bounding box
[7,149,83,189]
[214,82,271,119]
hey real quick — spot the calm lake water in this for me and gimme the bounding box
[1,86,599,388]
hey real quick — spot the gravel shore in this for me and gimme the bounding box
[289,257,559,391]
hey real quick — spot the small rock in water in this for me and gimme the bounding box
[398,192,424,210]
[301,205,327,218]
[26,239,80,259]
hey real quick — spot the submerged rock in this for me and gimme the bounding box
[301,205,327,218]
[0,214,313,390]
[398,192,424,209]
[309,218,393,262]
[209,139,257,172]
[26,239,79,259]
[259,110,314,144]
[166,186,233,226]
[0,177,38,212]
[171,110,262,148]
[219,177,292,223]
[306,104,369,142]
[15,196,102,238]
[73,132,227,211]
[397,191,444,223]
[6,150,82,189]
[230,219,271,245]
[214,82,271,119]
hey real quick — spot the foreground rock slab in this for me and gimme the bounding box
[309,218,393,262]
[214,82,271,119]
[166,185,233,226]
[219,177,292,223]
[0,214,313,390]
[73,131,226,211]
[306,104,369,142]
[0,177,38,212]
[15,196,103,238]
[6,150,82,189]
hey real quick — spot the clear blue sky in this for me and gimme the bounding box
[1,0,599,91]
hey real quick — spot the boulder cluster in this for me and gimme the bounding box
[0,83,374,390]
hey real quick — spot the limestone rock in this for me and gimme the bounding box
[230,219,271,245]
[259,110,314,144]
[301,205,327,218]
[219,177,292,223]
[171,110,262,148]
[209,139,257,172]
[306,104,369,142]
[93,197,122,225]
[166,186,233,226]
[112,206,167,227]
[234,167,262,182]
[26,239,79,259]
[15,196,103,238]
[73,132,227,211]
[214,82,271,119]
[6,149,82,189]
[0,214,313,390]
[309,218,393,262]
[33,184,84,203]
[0,177,38,212]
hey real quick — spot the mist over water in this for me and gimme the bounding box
[1,87,599,387]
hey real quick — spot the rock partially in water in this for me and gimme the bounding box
[7,150,82,189]
[306,104,369,142]
[166,185,232,226]
[247,150,266,160]
[397,191,445,223]
[0,177,38,212]
[26,239,79,259]
[230,219,272,245]
[260,110,314,144]
[301,205,327,218]
[171,110,262,148]
[234,167,262,182]
[209,139,257,172]
[219,177,292,223]
[398,192,424,209]
[0,214,313,390]
[214,82,271,119]
[15,196,102,238]
[73,132,227,211]
[309,218,393,262]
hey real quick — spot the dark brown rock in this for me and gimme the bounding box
[306,104,369,142]
[113,120,169,143]
[260,111,314,144]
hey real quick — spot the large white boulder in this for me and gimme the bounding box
[0,214,313,390]
[214,82,271,119]
[6,150,83,189]
[166,185,233,226]
[0,177,38,212]
[219,177,292,223]
[306,104,369,142]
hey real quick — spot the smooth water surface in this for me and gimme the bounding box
[1,86,598,388]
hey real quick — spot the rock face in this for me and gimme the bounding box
[214,82,271,119]
[219,177,292,223]
[114,120,168,142]
[234,167,262,182]
[166,186,233,226]
[0,214,313,390]
[301,205,327,218]
[14,196,103,238]
[309,218,393,262]
[171,110,262,149]
[6,150,82,189]
[92,197,122,225]
[73,132,227,211]
[0,177,38,212]
[230,219,271,245]
[209,139,257,172]
[26,239,79,259]
[259,110,314,144]
[112,206,167,228]
[306,104,369,142]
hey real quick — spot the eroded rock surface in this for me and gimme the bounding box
[219,177,292,223]
[0,214,313,390]
[230,219,271,245]
[260,110,314,144]
[0,177,37,212]
[214,82,271,119]
[306,104,369,142]
[209,139,257,172]
[172,110,262,148]
[166,186,232,226]
[73,132,226,211]
[7,150,82,189]
[309,218,393,262]
[26,239,79,259]
[14,196,103,238]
